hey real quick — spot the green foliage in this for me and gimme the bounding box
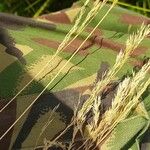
[111,0,150,17]
[0,3,7,12]
[0,0,77,17]
[0,0,150,17]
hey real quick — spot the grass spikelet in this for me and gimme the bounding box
[92,96,101,129]
[34,105,59,149]
[126,23,150,52]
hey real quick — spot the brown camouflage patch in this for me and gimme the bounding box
[86,27,103,36]
[120,14,150,25]
[39,11,71,24]
[131,59,150,74]
[32,37,95,55]
[94,36,148,57]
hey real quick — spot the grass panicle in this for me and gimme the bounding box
[77,24,150,124]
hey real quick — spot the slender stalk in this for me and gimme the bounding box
[109,0,150,13]
[34,0,54,17]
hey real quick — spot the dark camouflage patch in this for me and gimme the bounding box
[0,27,26,64]
[0,12,56,30]
[0,100,16,150]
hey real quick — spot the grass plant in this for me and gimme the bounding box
[0,0,150,149]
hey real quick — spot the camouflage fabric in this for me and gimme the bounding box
[0,1,150,149]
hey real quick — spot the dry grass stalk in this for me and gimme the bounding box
[43,138,66,150]
[34,105,59,149]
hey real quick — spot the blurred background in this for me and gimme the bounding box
[0,0,149,17]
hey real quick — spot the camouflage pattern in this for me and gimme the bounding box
[0,0,150,149]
